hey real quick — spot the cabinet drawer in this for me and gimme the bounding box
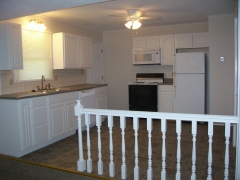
[158,85,173,92]
[95,86,107,94]
[48,92,78,104]
[31,97,47,108]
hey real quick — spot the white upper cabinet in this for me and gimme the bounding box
[52,32,92,69]
[133,37,147,48]
[147,36,160,47]
[175,32,209,48]
[79,36,92,68]
[160,35,175,65]
[133,36,160,48]
[192,33,209,47]
[0,22,23,70]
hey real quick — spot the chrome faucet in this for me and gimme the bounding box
[41,75,45,90]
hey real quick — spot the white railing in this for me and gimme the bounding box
[75,100,240,180]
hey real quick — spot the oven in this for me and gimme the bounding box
[128,73,164,112]
[129,83,158,112]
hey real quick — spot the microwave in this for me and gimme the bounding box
[132,48,161,65]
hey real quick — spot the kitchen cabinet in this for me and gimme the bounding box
[133,36,159,48]
[30,97,49,145]
[19,100,32,150]
[158,85,173,112]
[175,32,209,48]
[133,37,147,48]
[95,86,107,109]
[49,92,78,139]
[0,22,23,70]
[160,35,175,65]
[52,32,92,69]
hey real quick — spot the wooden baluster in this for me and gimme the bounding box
[224,122,230,180]
[191,121,197,180]
[176,119,182,180]
[85,114,92,173]
[133,117,139,180]
[75,100,86,172]
[96,114,103,175]
[120,116,127,179]
[207,121,213,180]
[108,115,115,177]
[161,119,167,180]
[147,117,153,180]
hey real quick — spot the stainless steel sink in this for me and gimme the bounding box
[40,88,71,93]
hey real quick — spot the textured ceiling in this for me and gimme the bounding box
[0,0,234,32]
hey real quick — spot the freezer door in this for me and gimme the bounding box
[175,52,205,73]
[173,74,205,114]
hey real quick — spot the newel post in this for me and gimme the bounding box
[235,120,240,180]
[75,100,86,172]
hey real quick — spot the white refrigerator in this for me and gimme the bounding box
[173,52,205,114]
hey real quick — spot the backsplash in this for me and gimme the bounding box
[1,69,86,95]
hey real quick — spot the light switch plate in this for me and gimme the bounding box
[220,56,224,62]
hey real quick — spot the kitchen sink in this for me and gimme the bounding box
[40,88,71,93]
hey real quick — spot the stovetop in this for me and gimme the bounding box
[136,73,164,83]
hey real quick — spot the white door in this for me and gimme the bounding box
[86,42,104,84]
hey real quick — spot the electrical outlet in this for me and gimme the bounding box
[54,75,58,81]
[9,79,13,85]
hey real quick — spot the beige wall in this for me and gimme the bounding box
[208,14,235,115]
[103,22,209,110]
[0,16,103,95]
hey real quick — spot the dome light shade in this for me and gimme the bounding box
[125,20,141,29]
[28,19,47,31]
[132,20,141,29]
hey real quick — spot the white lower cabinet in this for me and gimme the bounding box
[49,92,78,139]
[19,100,32,150]
[95,86,107,109]
[158,85,173,112]
[30,97,49,146]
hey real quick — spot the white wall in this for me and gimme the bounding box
[208,14,235,115]
[103,22,209,110]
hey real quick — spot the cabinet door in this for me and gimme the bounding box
[49,103,65,138]
[65,100,78,132]
[159,92,173,112]
[96,93,107,109]
[147,36,160,47]
[192,33,209,47]
[175,34,192,48]
[9,23,23,69]
[160,35,175,65]
[19,100,32,150]
[79,36,92,68]
[31,106,49,145]
[133,37,147,48]
[64,34,79,68]
[0,22,23,70]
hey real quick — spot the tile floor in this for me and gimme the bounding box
[21,117,236,180]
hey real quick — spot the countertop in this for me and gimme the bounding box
[0,84,107,100]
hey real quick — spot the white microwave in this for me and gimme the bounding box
[132,48,161,65]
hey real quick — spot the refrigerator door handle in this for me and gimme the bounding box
[173,73,176,98]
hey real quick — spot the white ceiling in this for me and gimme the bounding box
[37,0,234,32]
[0,0,234,32]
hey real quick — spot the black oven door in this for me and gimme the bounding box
[129,84,158,112]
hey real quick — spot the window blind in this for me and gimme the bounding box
[15,29,53,81]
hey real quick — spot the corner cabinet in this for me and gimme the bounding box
[52,32,92,69]
[158,85,173,112]
[0,22,23,70]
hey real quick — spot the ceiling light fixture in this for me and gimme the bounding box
[125,20,141,30]
[28,19,47,31]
